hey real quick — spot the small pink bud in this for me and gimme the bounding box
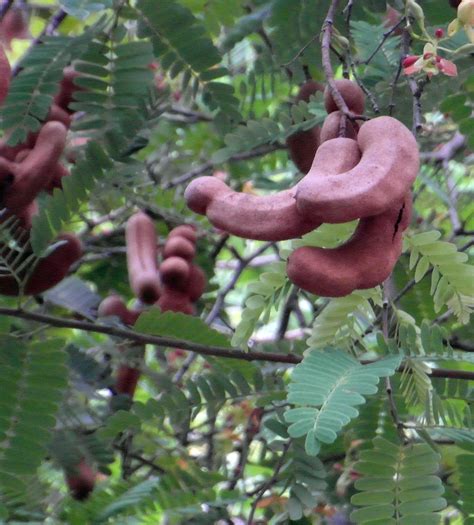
[435,28,445,38]
[402,55,419,67]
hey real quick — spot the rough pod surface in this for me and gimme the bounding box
[295,116,419,223]
[287,193,413,297]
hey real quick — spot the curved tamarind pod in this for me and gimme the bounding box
[160,256,191,289]
[324,79,365,115]
[66,459,96,501]
[296,117,419,223]
[185,176,321,241]
[24,234,82,294]
[320,111,359,143]
[126,211,161,304]
[0,45,10,106]
[115,366,141,397]
[157,290,195,315]
[186,264,206,302]
[54,67,83,113]
[163,236,196,261]
[287,194,412,297]
[0,122,68,213]
[98,295,141,326]
[0,233,82,296]
[286,128,321,174]
[286,81,324,174]
[168,224,197,243]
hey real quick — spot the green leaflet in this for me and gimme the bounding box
[284,350,401,456]
[406,230,474,324]
[136,0,241,124]
[351,437,446,524]
[0,338,68,492]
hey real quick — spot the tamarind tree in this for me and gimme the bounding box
[0,0,473,523]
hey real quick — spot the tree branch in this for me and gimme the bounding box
[1,307,474,380]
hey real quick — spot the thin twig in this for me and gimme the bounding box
[362,17,406,66]
[321,0,368,121]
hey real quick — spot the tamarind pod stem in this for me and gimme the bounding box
[98,295,141,326]
[2,122,68,212]
[185,177,321,241]
[65,459,96,501]
[320,111,359,143]
[324,79,365,115]
[125,211,161,304]
[286,127,321,174]
[296,117,419,224]
[168,225,197,243]
[287,194,412,297]
[0,45,10,106]
[163,236,196,261]
[160,256,191,289]
[115,366,141,397]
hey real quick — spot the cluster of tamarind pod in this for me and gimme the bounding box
[184,79,420,297]
[71,215,206,500]
[98,213,206,398]
[0,46,83,295]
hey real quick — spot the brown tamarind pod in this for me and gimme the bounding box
[286,128,321,174]
[65,459,96,501]
[0,121,68,213]
[24,234,82,295]
[125,211,161,304]
[185,136,364,241]
[0,7,29,50]
[167,224,197,243]
[320,111,359,143]
[54,66,83,114]
[324,79,365,115]
[295,116,419,224]
[186,264,206,302]
[0,45,10,106]
[287,194,412,297]
[185,177,321,241]
[115,366,141,397]
[286,81,324,174]
[0,233,82,296]
[163,236,196,261]
[157,290,195,315]
[98,295,141,326]
[160,256,191,289]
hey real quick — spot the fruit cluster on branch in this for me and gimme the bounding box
[185,80,419,297]
[0,49,83,296]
